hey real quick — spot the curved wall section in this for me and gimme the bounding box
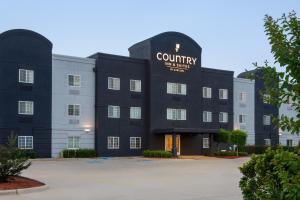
[0,29,52,157]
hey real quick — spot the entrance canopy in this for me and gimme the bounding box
[153,128,220,134]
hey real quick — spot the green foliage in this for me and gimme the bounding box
[252,11,300,134]
[217,129,231,143]
[239,148,300,200]
[216,151,248,157]
[143,150,172,158]
[62,149,97,158]
[231,130,247,147]
[239,145,269,154]
[0,134,31,182]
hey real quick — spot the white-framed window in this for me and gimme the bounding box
[203,138,209,148]
[263,115,271,125]
[167,82,187,95]
[108,105,120,118]
[108,77,120,90]
[107,137,119,149]
[18,136,33,149]
[240,92,247,103]
[264,138,271,146]
[219,112,228,123]
[68,136,80,149]
[166,108,186,120]
[203,111,212,122]
[219,89,228,100]
[130,137,141,149]
[287,139,293,147]
[68,74,81,87]
[68,104,80,116]
[239,114,246,124]
[18,101,34,115]
[130,79,141,92]
[202,87,212,98]
[19,69,34,84]
[130,107,141,119]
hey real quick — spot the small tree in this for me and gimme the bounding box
[230,130,247,156]
[216,129,231,152]
[0,134,31,182]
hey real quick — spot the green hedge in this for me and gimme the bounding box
[143,150,172,158]
[13,149,37,159]
[216,151,248,157]
[62,149,97,158]
[239,145,299,155]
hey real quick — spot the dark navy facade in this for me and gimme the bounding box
[0,29,284,158]
[0,29,52,157]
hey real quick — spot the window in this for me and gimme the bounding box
[239,114,246,124]
[263,94,270,104]
[130,137,141,149]
[68,104,80,116]
[264,139,271,146]
[108,77,120,90]
[108,105,120,118]
[240,92,247,103]
[18,136,33,149]
[19,69,34,84]
[287,139,293,147]
[203,138,209,148]
[130,107,141,119]
[166,108,186,120]
[130,80,141,92]
[167,82,187,95]
[107,137,119,149]
[219,89,228,100]
[18,101,34,115]
[68,136,80,149]
[202,87,212,98]
[203,111,212,122]
[68,75,81,87]
[219,112,228,123]
[263,115,271,125]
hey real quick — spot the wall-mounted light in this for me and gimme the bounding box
[84,128,91,133]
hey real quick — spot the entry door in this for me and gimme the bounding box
[165,134,180,155]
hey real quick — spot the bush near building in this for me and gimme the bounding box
[143,150,172,158]
[216,151,248,157]
[62,149,97,158]
[240,148,300,200]
[0,135,31,182]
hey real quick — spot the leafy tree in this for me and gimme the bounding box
[239,148,300,200]
[230,130,247,156]
[216,129,231,152]
[252,11,300,134]
[0,134,31,182]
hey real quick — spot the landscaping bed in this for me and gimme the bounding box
[0,176,44,190]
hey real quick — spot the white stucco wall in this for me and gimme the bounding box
[233,78,255,145]
[279,103,300,146]
[52,54,96,157]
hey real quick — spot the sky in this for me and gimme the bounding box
[1,1,299,76]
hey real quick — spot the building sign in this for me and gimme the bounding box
[156,43,197,72]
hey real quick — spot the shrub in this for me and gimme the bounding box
[62,149,97,158]
[239,145,268,154]
[143,150,172,158]
[215,151,248,157]
[13,149,37,159]
[0,135,31,182]
[239,148,300,200]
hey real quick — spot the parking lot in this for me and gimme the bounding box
[1,157,249,200]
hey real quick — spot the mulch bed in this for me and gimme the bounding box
[0,176,44,190]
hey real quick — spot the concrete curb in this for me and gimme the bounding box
[0,185,48,195]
